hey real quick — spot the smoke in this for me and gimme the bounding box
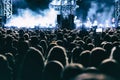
[5,0,58,28]
[87,2,98,21]
[86,1,115,26]
[12,0,28,14]
[6,0,115,28]
[76,0,115,21]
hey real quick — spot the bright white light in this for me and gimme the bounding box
[105,20,110,27]
[74,20,82,28]
[84,18,92,28]
[50,0,61,5]
[5,8,58,28]
[5,0,61,28]
[74,17,82,28]
[93,20,98,26]
[112,24,115,27]
[112,18,115,23]
[71,1,74,5]
[96,28,102,32]
[84,21,92,28]
[118,22,120,26]
[98,24,104,28]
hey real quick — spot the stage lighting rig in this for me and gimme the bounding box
[50,0,78,29]
[50,0,78,16]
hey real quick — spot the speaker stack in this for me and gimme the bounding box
[0,16,6,28]
[57,15,62,25]
[68,14,75,29]
[57,14,75,29]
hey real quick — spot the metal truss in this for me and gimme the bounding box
[3,0,12,18]
[0,0,4,16]
[50,0,77,16]
[115,0,120,26]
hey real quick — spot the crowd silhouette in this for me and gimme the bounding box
[0,27,120,80]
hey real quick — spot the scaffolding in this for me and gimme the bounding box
[50,0,77,29]
[0,0,12,18]
[0,0,12,27]
[3,0,12,18]
[0,0,3,16]
[50,0,77,16]
[115,0,120,27]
